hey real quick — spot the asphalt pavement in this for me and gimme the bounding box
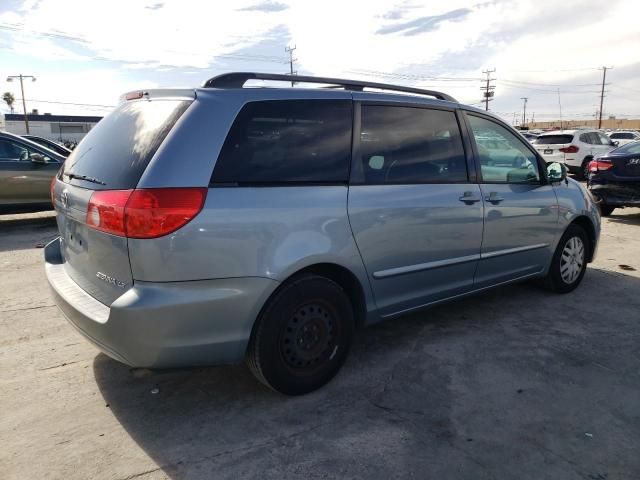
[1,208,639,479]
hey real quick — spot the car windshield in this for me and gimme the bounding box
[532,134,574,144]
[611,141,640,155]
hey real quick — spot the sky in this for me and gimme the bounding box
[0,0,639,125]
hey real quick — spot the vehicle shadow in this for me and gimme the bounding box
[93,268,640,479]
[605,210,640,226]
[0,213,58,252]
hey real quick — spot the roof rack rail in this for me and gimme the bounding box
[203,72,457,102]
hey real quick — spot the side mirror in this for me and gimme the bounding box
[611,140,619,147]
[547,162,567,183]
[30,153,46,164]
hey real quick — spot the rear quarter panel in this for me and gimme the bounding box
[127,186,378,319]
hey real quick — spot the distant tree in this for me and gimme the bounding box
[2,92,15,113]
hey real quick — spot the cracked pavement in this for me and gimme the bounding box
[1,209,640,479]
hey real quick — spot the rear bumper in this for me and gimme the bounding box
[589,182,640,206]
[45,238,279,368]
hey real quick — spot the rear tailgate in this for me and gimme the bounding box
[533,134,574,162]
[52,182,132,304]
[52,96,193,305]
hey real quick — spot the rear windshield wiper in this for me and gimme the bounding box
[64,171,106,186]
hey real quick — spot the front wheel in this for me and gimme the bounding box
[246,274,354,395]
[543,224,589,293]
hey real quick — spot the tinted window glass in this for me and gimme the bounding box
[62,99,191,190]
[610,132,635,139]
[0,139,28,161]
[533,135,574,144]
[588,133,601,145]
[355,106,467,184]
[468,115,541,184]
[212,100,352,184]
[596,132,612,145]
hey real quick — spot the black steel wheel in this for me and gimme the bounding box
[246,274,354,395]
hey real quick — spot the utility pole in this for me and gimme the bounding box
[285,45,297,87]
[520,97,528,128]
[6,74,36,134]
[597,66,612,129]
[481,68,496,111]
[557,88,563,130]
[512,112,517,126]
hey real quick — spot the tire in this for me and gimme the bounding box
[543,224,589,293]
[246,274,354,395]
[579,158,592,180]
[599,205,616,217]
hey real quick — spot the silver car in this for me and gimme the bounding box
[46,72,601,395]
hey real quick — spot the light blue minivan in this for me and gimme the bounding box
[46,72,600,395]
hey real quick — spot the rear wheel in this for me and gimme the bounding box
[543,224,589,293]
[580,158,592,180]
[599,205,616,217]
[246,274,354,395]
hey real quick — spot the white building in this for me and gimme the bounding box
[2,112,102,143]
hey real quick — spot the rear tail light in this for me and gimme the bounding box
[559,145,579,154]
[86,188,207,238]
[588,159,613,173]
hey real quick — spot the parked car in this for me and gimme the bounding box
[23,135,72,157]
[607,131,640,147]
[532,129,618,179]
[0,131,65,213]
[46,72,601,395]
[588,140,640,216]
[519,131,538,142]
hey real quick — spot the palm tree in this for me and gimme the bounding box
[3,92,15,113]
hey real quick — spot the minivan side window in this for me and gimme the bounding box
[354,105,467,184]
[467,114,541,184]
[212,100,352,184]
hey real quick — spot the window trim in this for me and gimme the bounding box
[461,110,549,186]
[209,98,353,187]
[349,101,472,186]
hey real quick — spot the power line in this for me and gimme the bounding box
[15,98,114,108]
[481,68,496,111]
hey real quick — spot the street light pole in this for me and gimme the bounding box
[6,74,36,134]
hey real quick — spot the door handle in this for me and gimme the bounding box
[458,191,481,204]
[485,192,505,204]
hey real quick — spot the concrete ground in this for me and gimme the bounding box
[1,208,639,480]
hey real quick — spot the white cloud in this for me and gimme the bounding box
[1,0,638,120]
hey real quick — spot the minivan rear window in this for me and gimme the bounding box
[532,135,574,145]
[211,100,352,184]
[62,99,191,190]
